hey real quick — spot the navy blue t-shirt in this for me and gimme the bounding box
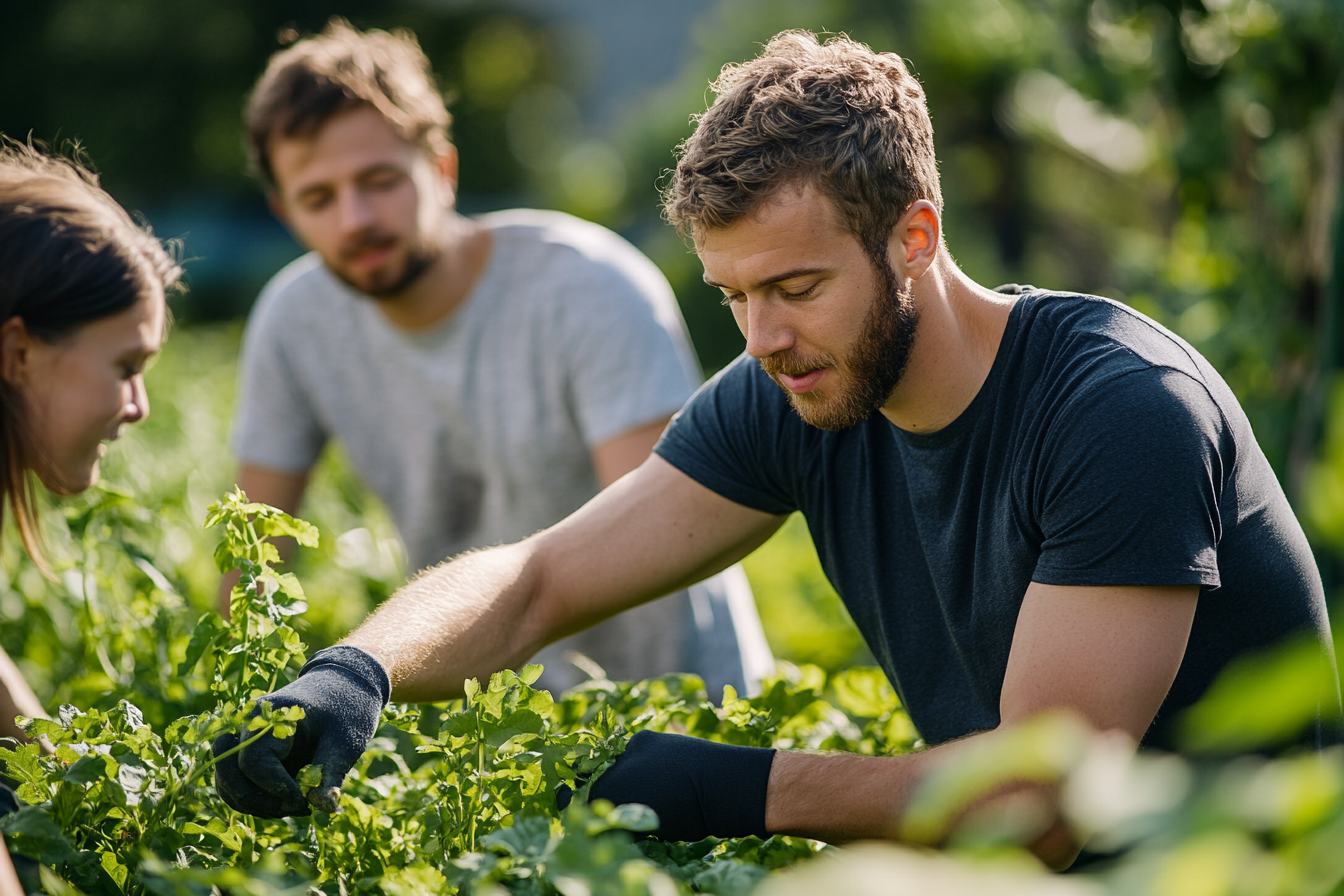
[655,290,1334,751]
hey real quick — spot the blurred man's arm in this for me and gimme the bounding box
[342,455,785,702]
[591,416,671,488]
[217,464,311,614]
[0,837,22,896]
[0,645,46,744]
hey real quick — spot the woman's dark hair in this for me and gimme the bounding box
[0,137,181,568]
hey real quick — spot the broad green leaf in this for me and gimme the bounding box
[379,865,448,896]
[1180,635,1340,753]
[440,710,478,738]
[177,612,227,676]
[63,753,113,785]
[481,814,554,859]
[0,806,77,864]
[297,764,324,795]
[831,667,900,718]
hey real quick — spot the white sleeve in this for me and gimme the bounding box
[561,245,700,448]
[229,286,328,473]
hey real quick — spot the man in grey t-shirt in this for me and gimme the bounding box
[228,20,771,694]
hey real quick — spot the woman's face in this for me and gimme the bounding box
[2,288,166,494]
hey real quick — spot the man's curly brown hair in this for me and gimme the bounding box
[663,31,942,263]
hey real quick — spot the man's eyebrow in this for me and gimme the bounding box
[702,267,830,291]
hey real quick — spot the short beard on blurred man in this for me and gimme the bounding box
[334,229,441,299]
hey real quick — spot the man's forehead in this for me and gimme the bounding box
[695,183,855,282]
[268,106,424,192]
[691,180,836,248]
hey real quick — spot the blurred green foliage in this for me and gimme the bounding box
[0,2,567,319]
[6,0,1343,592]
[601,0,1344,600]
[0,2,558,207]
[614,0,1344,467]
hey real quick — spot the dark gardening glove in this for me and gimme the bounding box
[212,645,390,818]
[562,729,776,841]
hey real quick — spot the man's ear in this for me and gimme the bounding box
[437,144,460,191]
[0,317,34,387]
[891,200,941,281]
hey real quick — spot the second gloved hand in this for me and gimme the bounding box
[564,729,776,841]
[213,645,390,818]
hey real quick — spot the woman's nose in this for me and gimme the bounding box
[123,375,149,424]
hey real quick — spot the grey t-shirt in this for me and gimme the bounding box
[232,209,774,695]
[233,209,699,571]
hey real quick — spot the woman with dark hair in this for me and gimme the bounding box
[0,139,179,893]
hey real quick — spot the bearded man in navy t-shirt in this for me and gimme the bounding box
[216,29,1338,868]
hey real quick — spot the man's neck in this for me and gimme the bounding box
[879,256,1017,434]
[375,213,493,331]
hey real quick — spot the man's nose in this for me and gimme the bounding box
[336,187,376,234]
[742,298,794,360]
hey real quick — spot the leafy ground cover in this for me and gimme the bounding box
[0,490,907,895]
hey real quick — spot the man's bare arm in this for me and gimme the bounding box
[0,645,46,744]
[343,455,785,702]
[760,582,1199,857]
[218,465,310,613]
[0,838,22,896]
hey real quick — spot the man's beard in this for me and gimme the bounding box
[759,253,919,431]
[333,231,439,299]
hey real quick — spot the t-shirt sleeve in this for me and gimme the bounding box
[654,356,799,515]
[230,289,328,474]
[561,252,701,448]
[1032,367,1226,588]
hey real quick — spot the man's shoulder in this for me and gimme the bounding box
[478,209,673,299]
[1010,289,1245,444]
[251,252,357,324]
[479,208,635,256]
[1015,290,1217,390]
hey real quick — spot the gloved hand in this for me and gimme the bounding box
[562,729,776,841]
[212,645,390,818]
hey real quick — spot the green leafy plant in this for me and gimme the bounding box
[0,491,879,895]
[11,484,1344,896]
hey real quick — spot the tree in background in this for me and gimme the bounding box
[0,1,564,318]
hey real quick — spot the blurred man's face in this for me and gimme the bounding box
[268,105,453,298]
[698,182,919,430]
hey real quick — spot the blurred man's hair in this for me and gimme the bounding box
[663,31,942,264]
[246,18,452,188]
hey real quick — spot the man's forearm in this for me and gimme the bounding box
[342,541,546,702]
[0,646,45,743]
[764,728,1078,866]
[765,748,932,842]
